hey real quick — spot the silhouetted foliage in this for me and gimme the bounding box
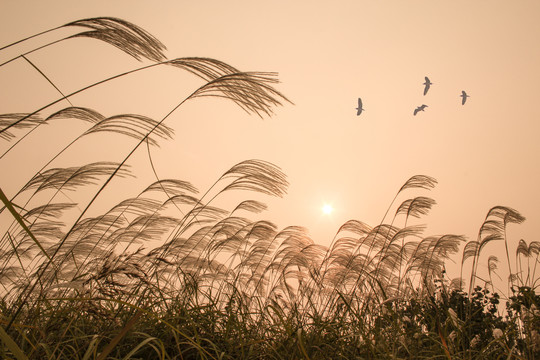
[1,17,538,360]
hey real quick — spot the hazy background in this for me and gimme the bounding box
[1,1,539,283]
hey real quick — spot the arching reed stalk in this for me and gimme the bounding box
[465,206,525,296]
[0,17,166,66]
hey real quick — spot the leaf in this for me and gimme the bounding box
[336,220,372,237]
[488,255,499,273]
[232,200,268,214]
[189,72,291,118]
[398,175,438,193]
[46,107,105,124]
[0,187,53,264]
[81,335,101,360]
[22,203,77,221]
[83,114,174,146]
[141,179,199,196]
[482,206,525,228]
[220,159,289,197]
[21,162,133,194]
[462,240,479,264]
[0,113,42,141]
[65,17,167,62]
[167,57,240,81]
[0,325,28,360]
[96,310,143,360]
[516,239,529,257]
[479,233,504,254]
[396,196,436,219]
[529,241,540,256]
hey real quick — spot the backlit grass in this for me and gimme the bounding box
[1,18,539,359]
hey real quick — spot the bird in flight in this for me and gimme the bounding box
[423,77,432,95]
[414,104,428,115]
[356,98,364,115]
[460,90,470,105]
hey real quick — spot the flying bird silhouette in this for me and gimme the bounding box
[414,104,428,115]
[423,77,432,95]
[460,90,469,105]
[356,98,364,115]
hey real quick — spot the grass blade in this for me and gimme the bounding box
[0,325,28,360]
[0,187,52,264]
[96,310,143,360]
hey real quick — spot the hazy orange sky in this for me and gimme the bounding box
[1,1,540,282]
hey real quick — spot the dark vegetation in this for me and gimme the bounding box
[0,18,539,359]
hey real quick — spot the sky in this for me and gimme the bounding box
[1,1,540,283]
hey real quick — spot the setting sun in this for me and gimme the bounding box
[322,204,334,215]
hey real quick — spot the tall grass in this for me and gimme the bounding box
[1,18,539,359]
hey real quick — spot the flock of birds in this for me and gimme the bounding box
[355,76,469,116]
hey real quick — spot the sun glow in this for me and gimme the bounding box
[322,204,334,215]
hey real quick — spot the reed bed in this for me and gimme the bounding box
[0,18,539,359]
